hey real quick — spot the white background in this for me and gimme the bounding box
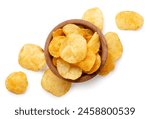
[0,0,149,118]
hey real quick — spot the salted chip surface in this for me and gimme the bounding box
[41,69,71,97]
[86,54,101,74]
[5,71,28,94]
[99,53,115,76]
[105,32,123,61]
[49,36,66,58]
[87,32,100,54]
[18,44,46,71]
[116,11,144,30]
[60,34,87,63]
[63,24,82,35]
[81,28,94,41]
[57,59,82,80]
[76,50,96,72]
[82,7,104,30]
[52,28,65,37]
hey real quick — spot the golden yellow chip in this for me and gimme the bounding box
[82,7,104,30]
[5,71,28,94]
[57,59,82,80]
[105,32,123,61]
[41,69,71,97]
[60,34,87,63]
[87,32,100,54]
[52,57,58,66]
[99,52,115,76]
[116,11,144,30]
[18,44,46,71]
[86,54,101,74]
[76,50,96,72]
[49,36,66,58]
[52,28,65,37]
[81,28,94,41]
[63,24,82,35]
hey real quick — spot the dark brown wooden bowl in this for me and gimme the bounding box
[44,19,107,83]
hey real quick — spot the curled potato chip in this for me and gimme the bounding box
[49,36,66,58]
[76,50,96,72]
[60,34,87,63]
[52,28,65,37]
[88,32,100,54]
[5,71,28,94]
[116,11,144,30]
[57,59,82,80]
[63,24,82,35]
[41,69,71,97]
[99,52,115,75]
[105,32,123,61]
[18,44,46,71]
[82,7,104,30]
[81,28,94,41]
[52,57,58,66]
[86,54,101,74]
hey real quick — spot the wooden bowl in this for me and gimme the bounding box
[44,19,107,83]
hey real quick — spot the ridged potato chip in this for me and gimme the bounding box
[49,36,66,58]
[57,59,82,80]
[116,11,144,30]
[41,69,71,97]
[76,50,96,72]
[81,28,94,41]
[87,32,100,54]
[86,54,101,74]
[105,32,123,61]
[18,44,46,71]
[52,28,65,37]
[82,7,104,30]
[5,71,28,94]
[60,34,87,63]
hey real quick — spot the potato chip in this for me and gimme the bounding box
[86,54,101,74]
[81,28,94,41]
[5,71,28,94]
[18,44,46,71]
[63,24,82,35]
[76,50,96,72]
[87,32,100,54]
[57,59,82,80]
[116,11,144,30]
[52,28,65,37]
[82,7,104,30]
[41,69,71,97]
[105,32,123,61]
[60,34,87,63]
[52,57,58,66]
[99,52,115,75]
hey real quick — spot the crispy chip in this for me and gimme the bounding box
[5,71,28,94]
[82,7,104,30]
[81,28,94,41]
[52,28,65,37]
[105,32,123,61]
[60,34,87,63]
[18,44,46,71]
[76,50,96,72]
[99,52,115,75]
[49,36,66,58]
[87,32,100,54]
[52,57,58,66]
[41,69,71,97]
[116,11,144,30]
[57,59,82,80]
[86,54,101,74]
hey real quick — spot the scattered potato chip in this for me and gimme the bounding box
[81,28,94,41]
[87,32,100,54]
[86,54,101,74]
[82,7,104,30]
[105,32,123,61]
[116,11,144,30]
[60,34,87,63]
[52,28,65,37]
[18,44,46,71]
[49,36,66,58]
[41,69,71,97]
[99,52,115,75]
[63,24,82,35]
[76,50,96,72]
[57,59,82,80]
[5,71,28,94]
[52,57,58,66]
